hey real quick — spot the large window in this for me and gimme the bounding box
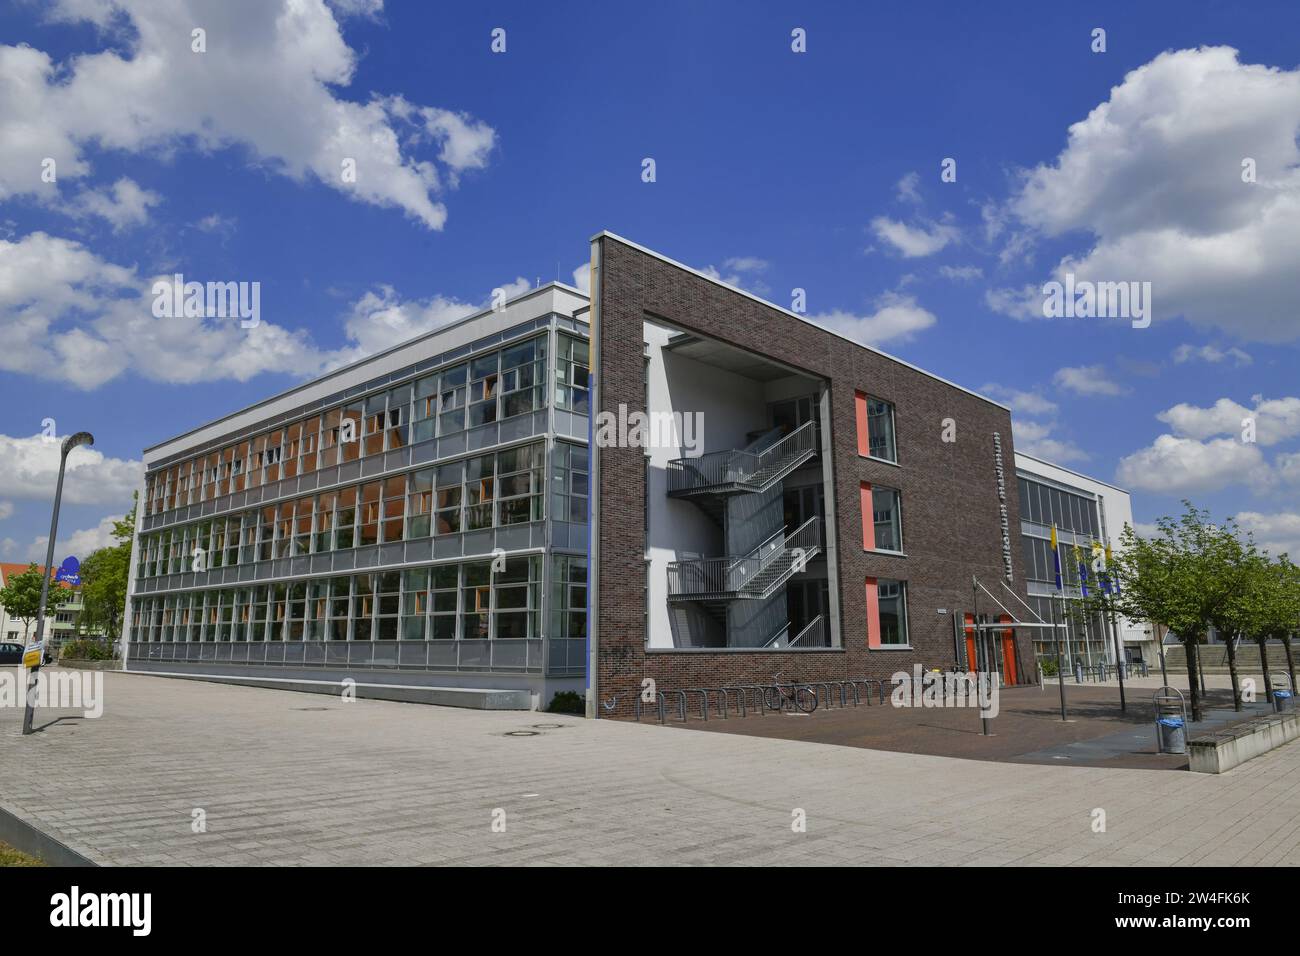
[867,398,897,462]
[876,578,909,646]
[551,441,589,525]
[871,486,902,552]
[556,336,590,413]
[1018,476,1099,538]
[550,555,587,639]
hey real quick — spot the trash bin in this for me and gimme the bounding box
[1157,715,1186,754]
[1274,690,1294,714]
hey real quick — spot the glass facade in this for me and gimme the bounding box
[131,315,590,678]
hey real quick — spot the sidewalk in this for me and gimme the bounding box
[3,668,1300,866]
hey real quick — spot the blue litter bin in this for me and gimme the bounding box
[1274,690,1294,714]
[1157,715,1186,754]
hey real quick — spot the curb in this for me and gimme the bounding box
[0,803,98,867]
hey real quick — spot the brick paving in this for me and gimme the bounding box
[3,668,1300,866]
[673,677,1268,769]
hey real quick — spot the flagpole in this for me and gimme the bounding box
[1094,538,1126,714]
[1050,526,1068,721]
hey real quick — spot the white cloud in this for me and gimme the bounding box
[1235,511,1300,558]
[979,383,1059,417]
[194,213,237,238]
[983,284,1041,320]
[327,0,384,18]
[1115,435,1268,494]
[1011,418,1089,463]
[26,512,124,563]
[1172,343,1252,366]
[572,262,591,294]
[869,216,959,258]
[1008,46,1300,342]
[2,0,492,230]
[700,256,770,293]
[939,264,982,281]
[0,231,322,389]
[0,230,527,389]
[1156,396,1300,446]
[0,434,142,507]
[0,501,12,520]
[895,171,921,204]
[808,293,937,347]
[1053,364,1127,397]
[1276,451,1300,486]
[325,278,529,367]
[67,177,161,231]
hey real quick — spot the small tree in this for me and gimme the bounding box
[0,563,48,642]
[78,497,136,653]
[1110,503,1242,722]
[1255,556,1300,699]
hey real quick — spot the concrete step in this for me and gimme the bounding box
[1161,642,1297,675]
[123,663,536,709]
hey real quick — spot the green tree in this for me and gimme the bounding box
[1227,554,1300,702]
[77,496,136,652]
[1110,503,1243,722]
[0,563,47,642]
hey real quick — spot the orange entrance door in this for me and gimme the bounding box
[964,613,977,672]
[998,614,1017,684]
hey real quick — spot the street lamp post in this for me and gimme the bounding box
[22,431,94,736]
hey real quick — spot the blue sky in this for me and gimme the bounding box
[1,0,1298,562]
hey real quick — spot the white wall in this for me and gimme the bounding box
[643,322,769,648]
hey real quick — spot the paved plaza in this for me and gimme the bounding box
[3,668,1300,866]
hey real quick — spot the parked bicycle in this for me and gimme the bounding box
[764,673,818,713]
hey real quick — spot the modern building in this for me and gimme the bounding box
[588,232,1039,718]
[124,284,591,709]
[126,231,1083,715]
[1012,454,1154,670]
[0,562,101,655]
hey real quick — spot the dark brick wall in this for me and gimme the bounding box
[593,235,1032,717]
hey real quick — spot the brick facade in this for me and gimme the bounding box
[592,235,1032,717]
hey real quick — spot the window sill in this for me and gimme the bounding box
[860,454,901,468]
[865,548,907,558]
[872,644,913,651]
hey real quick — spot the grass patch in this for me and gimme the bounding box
[0,841,44,866]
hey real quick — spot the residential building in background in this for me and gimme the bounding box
[0,562,102,654]
[1012,454,1154,670]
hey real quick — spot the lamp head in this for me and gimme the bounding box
[62,431,94,457]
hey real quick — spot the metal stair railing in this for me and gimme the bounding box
[666,421,817,495]
[666,516,820,600]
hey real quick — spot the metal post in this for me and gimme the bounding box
[1107,599,1126,714]
[974,578,990,736]
[1051,591,1067,721]
[1157,622,1168,687]
[22,432,93,736]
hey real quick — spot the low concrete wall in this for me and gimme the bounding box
[1188,712,1300,774]
[58,658,123,671]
